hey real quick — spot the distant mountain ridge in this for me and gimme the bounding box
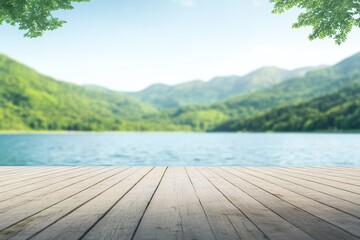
[0,52,359,132]
[126,66,321,109]
[153,52,360,131]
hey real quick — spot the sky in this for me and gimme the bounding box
[0,0,359,91]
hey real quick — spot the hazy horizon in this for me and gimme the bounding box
[2,51,357,93]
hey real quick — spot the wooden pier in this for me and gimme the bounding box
[0,166,359,240]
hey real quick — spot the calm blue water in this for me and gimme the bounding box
[0,133,359,166]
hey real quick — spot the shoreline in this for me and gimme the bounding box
[0,130,360,135]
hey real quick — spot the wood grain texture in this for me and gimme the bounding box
[0,167,359,240]
[211,167,359,240]
[186,167,267,240]
[132,167,217,240]
[229,167,360,237]
[81,167,165,240]
[199,167,315,240]
[240,167,360,218]
[289,167,360,180]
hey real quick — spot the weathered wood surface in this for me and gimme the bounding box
[0,167,359,240]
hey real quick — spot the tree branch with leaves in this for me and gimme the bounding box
[0,0,89,38]
[0,0,359,44]
[270,0,360,44]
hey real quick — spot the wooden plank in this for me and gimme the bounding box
[252,167,360,205]
[267,167,360,195]
[132,167,217,240]
[0,167,43,176]
[0,167,112,213]
[318,166,360,175]
[0,167,359,240]
[281,167,360,186]
[326,167,360,172]
[0,167,127,231]
[77,167,165,240]
[230,167,360,237]
[0,167,143,240]
[185,167,267,240]
[199,167,315,240]
[0,167,89,194]
[0,167,19,172]
[0,167,61,182]
[0,167,46,174]
[294,167,360,180]
[210,167,359,240]
[0,167,68,178]
[0,167,101,199]
[0,167,79,188]
[241,167,360,218]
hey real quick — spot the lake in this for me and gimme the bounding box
[0,133,359,166]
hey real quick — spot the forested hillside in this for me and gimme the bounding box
[127,66,317,109]
[0,54,158,131]
[166,52,360,130]
[0,52,359,132]
[214,84,360,132]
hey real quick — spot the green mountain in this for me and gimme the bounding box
[127,66,318,109]
[0,54,156,131]
[214,83,360,132]
[1,52,359,132]
[219,52,360,117]
[162,52,360,131]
